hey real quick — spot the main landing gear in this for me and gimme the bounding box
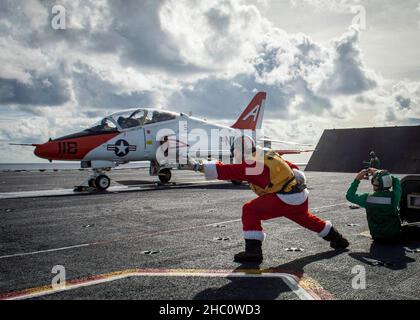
[158,168,172,184]
[74,169,111,192]
[150,160,172,184]
[231,180,243,186]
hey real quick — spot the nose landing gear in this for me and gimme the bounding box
[93,174,111,190]
[74,169,111,192]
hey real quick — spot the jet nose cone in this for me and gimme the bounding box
[34,144,44,159]
[34,143,52,160]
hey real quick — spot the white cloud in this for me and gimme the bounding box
[0,0,419,162]
[418,2,420,28]
[289,0,361,13]
[159,0,268,73]
[0,37,48,84]
[319,27,377,95]
[376,81,420,125]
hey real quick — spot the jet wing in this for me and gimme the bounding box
[274,149,315,155]
[259,138,313,147]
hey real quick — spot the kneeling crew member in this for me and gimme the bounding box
[346,168,403,242]
[196,137,349,263]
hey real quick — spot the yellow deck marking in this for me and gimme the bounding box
[0,268,329,300]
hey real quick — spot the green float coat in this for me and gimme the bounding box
[346,176,402,240]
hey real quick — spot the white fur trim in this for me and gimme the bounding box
[203,162,218,180]
[318,221,332,238]
[293,169,306,185]
[243,231,266,242]
[277,189,309,205]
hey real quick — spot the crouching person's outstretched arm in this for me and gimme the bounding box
[203,161,271,189]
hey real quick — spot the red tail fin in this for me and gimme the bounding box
[231,92,266,131]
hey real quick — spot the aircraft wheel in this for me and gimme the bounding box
[88,178,97,188]
[158,169,172,184]
[231,180,243,186]
[95,175,111,190]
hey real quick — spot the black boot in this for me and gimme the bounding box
[323,227,350,249]
[234,239,263,263]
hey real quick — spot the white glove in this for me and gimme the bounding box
[179,158,204,172]
[190,158,204,172]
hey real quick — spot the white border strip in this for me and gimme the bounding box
[4,271,317,301]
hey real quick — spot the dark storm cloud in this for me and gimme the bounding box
[168,73,293,121]
[72,63,154,110]
[98,0,208,73]
[0,0,173,109]
[294,38,325,69]
[168,76,258,119]
[386,107,420,125]
[320,29,377,95]
[206,6,231,32]
[403,118,420,125]
[0,76,69,106]
[0,0,333,117]
[167,30,335,122]
[395,95,411,110]
[0,0,415,133]
[355,95,376,105]
[254,45,282,76]
[293,77,332,115]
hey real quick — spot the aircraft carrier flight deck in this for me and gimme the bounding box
[1,168,419,300]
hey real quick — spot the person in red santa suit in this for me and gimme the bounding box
[194,136,349,263]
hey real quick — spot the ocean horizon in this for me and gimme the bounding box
[1,161,307,172]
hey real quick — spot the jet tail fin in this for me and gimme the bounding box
[231,92,266,131]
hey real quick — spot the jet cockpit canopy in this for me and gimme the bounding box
[87,109,178,132]
[86,117,118,133]
[112,109,178,130]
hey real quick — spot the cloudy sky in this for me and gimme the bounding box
[0,0,419,163]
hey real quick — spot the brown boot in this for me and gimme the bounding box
[234,239,263,263]
[323,227,350,249]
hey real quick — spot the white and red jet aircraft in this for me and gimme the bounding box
[25,92,311,191]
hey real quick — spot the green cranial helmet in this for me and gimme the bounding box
[371,170,392,190]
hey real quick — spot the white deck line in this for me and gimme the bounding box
[0,218,241,260]
[0,180,223,200]
[0,202,349,260]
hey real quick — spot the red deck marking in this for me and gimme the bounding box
[0,268,332,300]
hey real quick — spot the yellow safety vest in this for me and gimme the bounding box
[249,151,297,196]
